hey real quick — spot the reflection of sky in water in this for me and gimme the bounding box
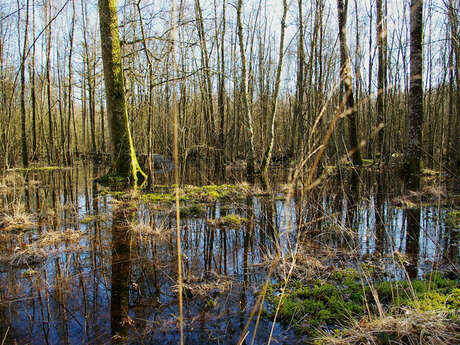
[1,167,458,344]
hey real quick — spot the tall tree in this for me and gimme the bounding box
[337,0,362,166]
[98,0,146,184]
[237,0,256,182]
[19,0,30,168]
[29,0,37,161]
[45,0,54,163]
[376,0,387,159]
[405,0,423,176]
[260,0,288,184]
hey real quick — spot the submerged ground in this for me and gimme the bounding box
[0,164,458,344]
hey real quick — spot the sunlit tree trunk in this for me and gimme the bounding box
[260,0,288,184]
[98,0,145,184]
[46,0,54,164]
[217,0,226,175]
[337,0,362,166]
[19,0,30,168]
[30,0,37,161]
[67,0,75,164]
[376,0,387,159]
[291,0,305,159]
[447,0,459,170]
[237,0,256,182]
[405,0,423,176]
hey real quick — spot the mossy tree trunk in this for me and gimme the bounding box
[98,0,145,185]
[405,0,424,176]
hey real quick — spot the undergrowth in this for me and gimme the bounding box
[266,269,459,338]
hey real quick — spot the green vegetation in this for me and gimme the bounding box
[207,214,248,228]
[179,204,206,217]
[9,166,66,172]
[266,270,459,335]
[79,214,108,224]
[141,184,251,205]
[445,210,460,228]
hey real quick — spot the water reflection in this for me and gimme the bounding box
[111,202,134,342]
[0,165,457,344]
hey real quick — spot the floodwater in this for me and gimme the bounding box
[0,164,458,345]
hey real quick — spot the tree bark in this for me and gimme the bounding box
[237,0,256,183]
[260,0,288,183]
[376,0,387,158]
[405,0,423,176]
[337,0,362,166]
[20,0,30,168]
[46,0,53,164]
[98,0,145,184]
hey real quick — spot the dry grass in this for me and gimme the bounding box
[129,222,166,239]
[8,245,48,266]
[1,228,86,266]
[0,203,35,231]
[177,273,235,298]
[37,229,85,247]
[316,310,460,345]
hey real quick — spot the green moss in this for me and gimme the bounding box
[207,214,248,228]
[266,272,459,335]
[140,184,251,205]
[362,158,374,167]
[80,214,108,224]
[445,210,460,228]
[99,190,126,197]
[94,172,128,186]
[141,192,176,203]
[11,166,66,172]
[179,204,206,217]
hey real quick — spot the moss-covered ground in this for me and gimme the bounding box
[266,269,459,336]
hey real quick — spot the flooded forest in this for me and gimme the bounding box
[0,0,459,344]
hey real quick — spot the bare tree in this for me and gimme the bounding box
[405,0,423,176]
[19,0,30,167]
[237,0,256,182]
[376,0,387,159]
[260,0,288,184]
[337,0,362,166]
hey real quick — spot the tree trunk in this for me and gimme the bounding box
[376,0,387,159]
[30,0,37,161]
[405,0,423,176]
[237,0,256,183]
[260,0,288,183]
[337,0,362,166]
[20,0,30,168]
[46,0,53,164]
[98,0,146,184]
[217,0,226,176]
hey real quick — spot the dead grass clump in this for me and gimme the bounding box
[0,203,35,231]
[315,311,460,345]
[9,245,48,266]
[37,229,85,247]
[0,173,25,189]
[393,185,450,208]
[178,273,235,298]
[79,213,109,224]
[129,222,165,239]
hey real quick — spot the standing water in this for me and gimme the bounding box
[0,165,458,344]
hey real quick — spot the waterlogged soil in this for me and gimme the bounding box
[0,164,458,345]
